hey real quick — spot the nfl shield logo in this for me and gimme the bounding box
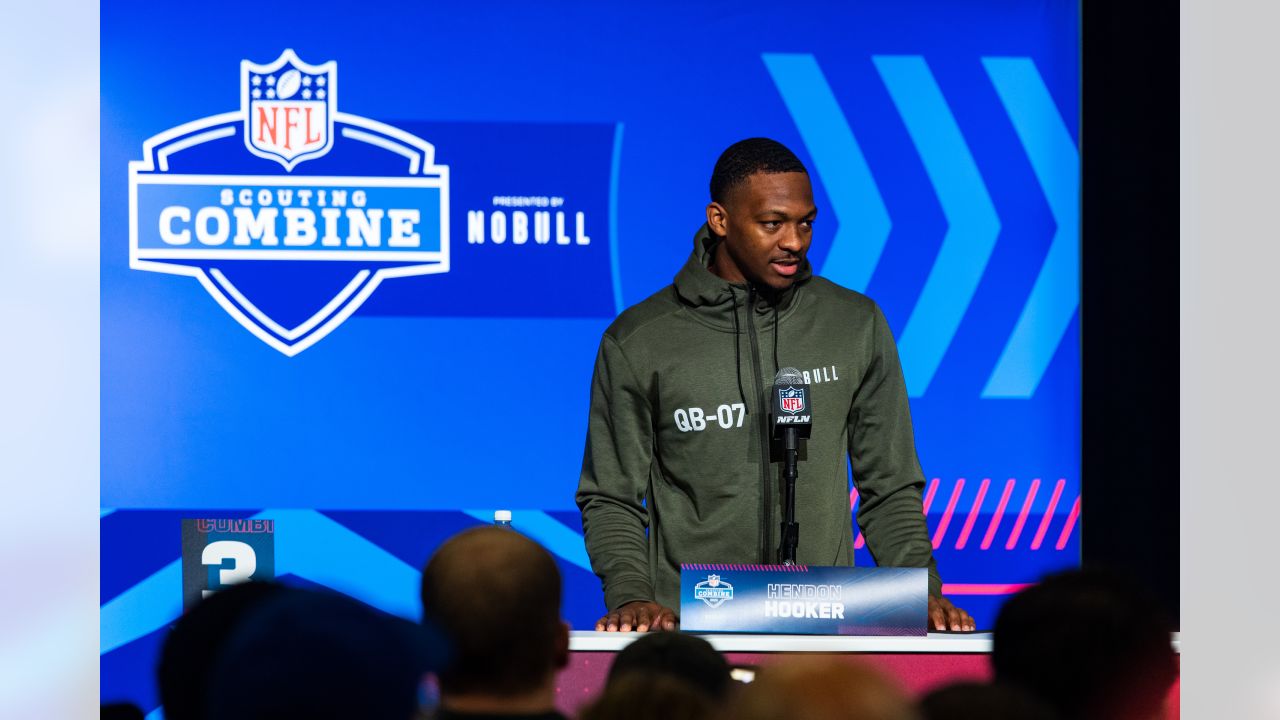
[242,49,335,171]
[779,386,805,414]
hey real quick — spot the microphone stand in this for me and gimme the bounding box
[778,426,800,565]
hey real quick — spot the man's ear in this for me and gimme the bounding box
[706,201,729,237]
[553,620,570,669]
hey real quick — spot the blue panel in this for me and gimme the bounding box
[980,57,1081,398]
[102,1,1080,706]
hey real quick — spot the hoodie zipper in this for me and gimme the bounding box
[745,285,773,563]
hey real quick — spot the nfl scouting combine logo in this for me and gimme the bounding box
[694,574,734,608]
[129,49,450,355]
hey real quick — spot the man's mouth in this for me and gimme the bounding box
[770,259,800,277]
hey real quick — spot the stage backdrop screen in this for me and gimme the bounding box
[102,0,1080,709]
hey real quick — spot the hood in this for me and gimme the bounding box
[672,224,812,330]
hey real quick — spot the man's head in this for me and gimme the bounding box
[158,581,294,720]
[730,656,915,720]
[607,632,732,701]
[706,138,815,291]
[992,568,1177,720]
[420,526,569,699]
[204,587,441,720]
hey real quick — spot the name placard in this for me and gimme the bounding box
[679,564,928,636]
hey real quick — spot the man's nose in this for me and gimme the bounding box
[778,226,804,252]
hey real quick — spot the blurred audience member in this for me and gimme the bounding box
[579,672,712,720]
[156,581,292,720]
[731,656,917,720]
[606,632,732,701]
[100,702,145,720]
[993,568,1177,720]
[421,526,570,720]
[919,681,1059,720]
[203,587,441,720]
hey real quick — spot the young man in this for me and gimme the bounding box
[576,138,974,633]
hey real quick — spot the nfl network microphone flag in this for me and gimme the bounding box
[771,367,812,440]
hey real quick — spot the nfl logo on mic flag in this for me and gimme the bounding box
[181,519,276,609]
[779,386,805,414]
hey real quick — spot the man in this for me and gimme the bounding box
[576,137,974,632]
[992,569,1178,719]
[420,527,570,720]
[730,657,916,720]
[203,586,442,720]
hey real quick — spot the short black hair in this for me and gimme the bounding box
[607,632,732,700]
[993,568,1177,720]
[421,527,563,697]
[710,138,808,204]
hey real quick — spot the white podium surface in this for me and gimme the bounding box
[570,631,1181,654]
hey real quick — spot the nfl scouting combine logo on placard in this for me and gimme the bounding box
[694,574,734,608]
[129,49,449,355]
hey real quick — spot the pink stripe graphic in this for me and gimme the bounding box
[1005,478,1041,550]
[955,478,991,550]
[850,488,865,549]
[1055,496,1081,550]
[1030,479,1066,550]
[942,583,1032,596]
[922,477,940,515]
[981,479,1016,550]
[932,478,965,549]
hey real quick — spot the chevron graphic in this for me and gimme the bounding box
[101,509,591,657]
[873,56,1001,397]
[101,509,422,655]
[764,53,1076,399]
[981,57,1080,398]
[762,53,892,293]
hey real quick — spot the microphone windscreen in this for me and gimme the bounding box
[774,367,804,385]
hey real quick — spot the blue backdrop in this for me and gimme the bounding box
[102,0,1080,711]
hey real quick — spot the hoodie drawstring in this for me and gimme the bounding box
[773,303,780,377]
[729,286,749,413]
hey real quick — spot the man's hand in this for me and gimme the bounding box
[929,595,976,632]
[595,600,678,632]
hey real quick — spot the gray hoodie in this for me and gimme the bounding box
[576,226,941,613]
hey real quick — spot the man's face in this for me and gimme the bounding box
[706,171,816,291]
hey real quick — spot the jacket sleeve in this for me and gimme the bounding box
[575,333,656,610]
[848,304,944,596]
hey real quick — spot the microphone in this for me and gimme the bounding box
[771,367,812,565]
[771,367,812,440]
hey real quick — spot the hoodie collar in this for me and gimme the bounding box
[672,224,810,330]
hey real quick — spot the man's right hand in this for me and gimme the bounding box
[595,600,678,632]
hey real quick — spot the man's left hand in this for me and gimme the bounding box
[928,595,975,632]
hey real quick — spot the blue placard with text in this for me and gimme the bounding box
[680,564,928,636]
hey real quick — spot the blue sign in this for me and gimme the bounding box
[680,564,928,636]
[180,518,277,609]
[103,1,1081,712]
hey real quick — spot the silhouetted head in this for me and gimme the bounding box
[993,568,1177,720]
[420,526,568,698]
[157,581,293,720]
[607,632,732,700]
[920,681,1060,720]
[203,587,441,720]
[730,656,917,720]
